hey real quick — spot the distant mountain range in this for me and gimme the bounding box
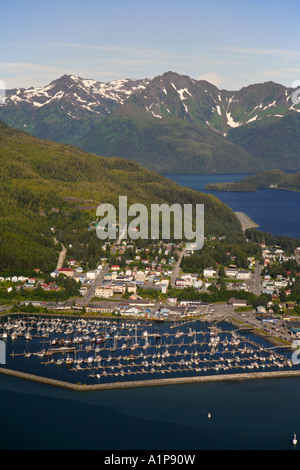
[1,71,300,173]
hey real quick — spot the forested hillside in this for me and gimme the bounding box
[0,122,242,272]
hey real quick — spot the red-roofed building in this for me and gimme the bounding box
[57,268,74,278]
[111,265,120,271]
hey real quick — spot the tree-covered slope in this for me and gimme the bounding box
[241,169,300,190]
[227,113,300,169]
[0,121,242,272]
[76,106,270,174]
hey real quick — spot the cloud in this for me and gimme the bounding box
[216,46,300,60]
[51,42,168,59]
[197,72,225,87]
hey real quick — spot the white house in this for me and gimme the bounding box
[175,278,193,288]
[95,286,114,298]
[161,284,168,294]
[86,271,96,280]
[193,280,203,289]
[203,268,217,278]
[135,271,147,282]
[236,270,252,280]
[225,268,238,278]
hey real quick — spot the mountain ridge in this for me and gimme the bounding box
[1,71,300,174]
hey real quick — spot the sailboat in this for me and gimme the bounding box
[131,326,139,350]
[110,336,117,352]
[293,434,297,445]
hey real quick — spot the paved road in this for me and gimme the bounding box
[78,264,110,307]
[171,248,186,288]
[56,245,67,271]
[252,261,262,295]
[236,261,261,295]
[53,238,66,271]
[78,228,125,307]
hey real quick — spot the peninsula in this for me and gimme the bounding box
[205,169,300,193]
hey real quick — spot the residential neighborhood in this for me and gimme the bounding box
[1,232,300,328]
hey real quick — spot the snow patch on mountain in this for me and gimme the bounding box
[245,115,258,124]
[226,112,241,128]
[177,88,192,100]
[6,75,150,116]
[151,111,162,119]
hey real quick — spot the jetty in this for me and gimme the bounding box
[1,367,300,392]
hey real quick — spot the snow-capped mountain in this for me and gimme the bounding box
[128,71,299,134]
[4,71,299,136]
[76,72,300,173]
[1,74,150,143]
[6,74,150,117]
[1,71,300,173]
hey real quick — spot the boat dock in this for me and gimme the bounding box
[1,314,298,390]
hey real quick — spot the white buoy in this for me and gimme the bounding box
[293,434,297,445]
[208,412,211,419]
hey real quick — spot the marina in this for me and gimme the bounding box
[1,314,299,389]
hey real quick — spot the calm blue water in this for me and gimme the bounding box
[1,172,300,451]
[1,373,300,450]
[163,173,300,239]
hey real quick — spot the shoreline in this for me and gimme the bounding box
[1,366,300,392]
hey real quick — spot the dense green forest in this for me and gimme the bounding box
[241,169,300,191]
[228,113,300,169]
[0,121,242,272]
[180,234,262,275]
[204,169,300,193]
[204,182,257,192]
[245,228,300,253]
[77,111,265,174]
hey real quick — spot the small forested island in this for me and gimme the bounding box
[205,169,300,192]
[205,182,257,192]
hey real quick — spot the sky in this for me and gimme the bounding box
[1,0,300,90]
